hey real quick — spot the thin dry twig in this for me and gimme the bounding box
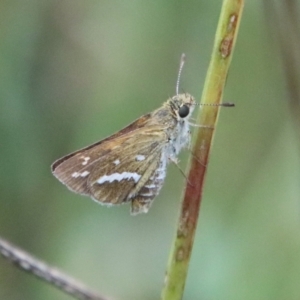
[0,237,110,300]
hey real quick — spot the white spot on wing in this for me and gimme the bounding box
[145,184,156,189]
[140,192,153,197]
[80,156,90,166]
[135,155,145,161]
[97,172,141,184]
[113,159,120,165]
[80,171,90,177]
[72,171,90,178]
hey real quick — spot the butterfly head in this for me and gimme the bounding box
[169,93,195,120]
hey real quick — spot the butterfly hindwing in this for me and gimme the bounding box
[88,135,164,206]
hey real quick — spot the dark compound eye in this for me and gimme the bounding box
[178,104,190,118]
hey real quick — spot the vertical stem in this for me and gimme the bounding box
[161,1,244,299]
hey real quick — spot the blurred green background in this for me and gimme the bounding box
[1,1,300,299]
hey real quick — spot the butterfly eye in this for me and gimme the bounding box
[178,105,190,118]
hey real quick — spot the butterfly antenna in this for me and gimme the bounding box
[176,53,186,95]
[196,102,235,107]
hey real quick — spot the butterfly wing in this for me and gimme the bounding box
[52,113,152,171]
[52,113,153,193]
[52,117,169,213]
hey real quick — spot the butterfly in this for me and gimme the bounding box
[52,92,196,215]
[51,55,233,215]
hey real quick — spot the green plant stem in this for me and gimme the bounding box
[161,1,244,299]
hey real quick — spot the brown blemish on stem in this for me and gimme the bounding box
[177,210,189,237]
[227,13,238,31]
[220,13,238,58]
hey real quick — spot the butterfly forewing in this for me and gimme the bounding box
[52,117,169,212]
[52,114,153,192]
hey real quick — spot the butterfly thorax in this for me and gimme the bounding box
[152,93,195,157]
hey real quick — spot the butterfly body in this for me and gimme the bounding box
[52,93,195,215]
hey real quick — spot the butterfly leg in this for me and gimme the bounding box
[168,157,193,186]
[187,149,207,167]
[185,129,207,167]
[188,122,215,129]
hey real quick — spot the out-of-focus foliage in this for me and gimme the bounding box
[0,1,299,300]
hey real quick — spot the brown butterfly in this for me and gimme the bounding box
[51,55,233,215]
[52,91,195,215]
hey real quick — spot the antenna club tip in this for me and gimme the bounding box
[222,102,235,107]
